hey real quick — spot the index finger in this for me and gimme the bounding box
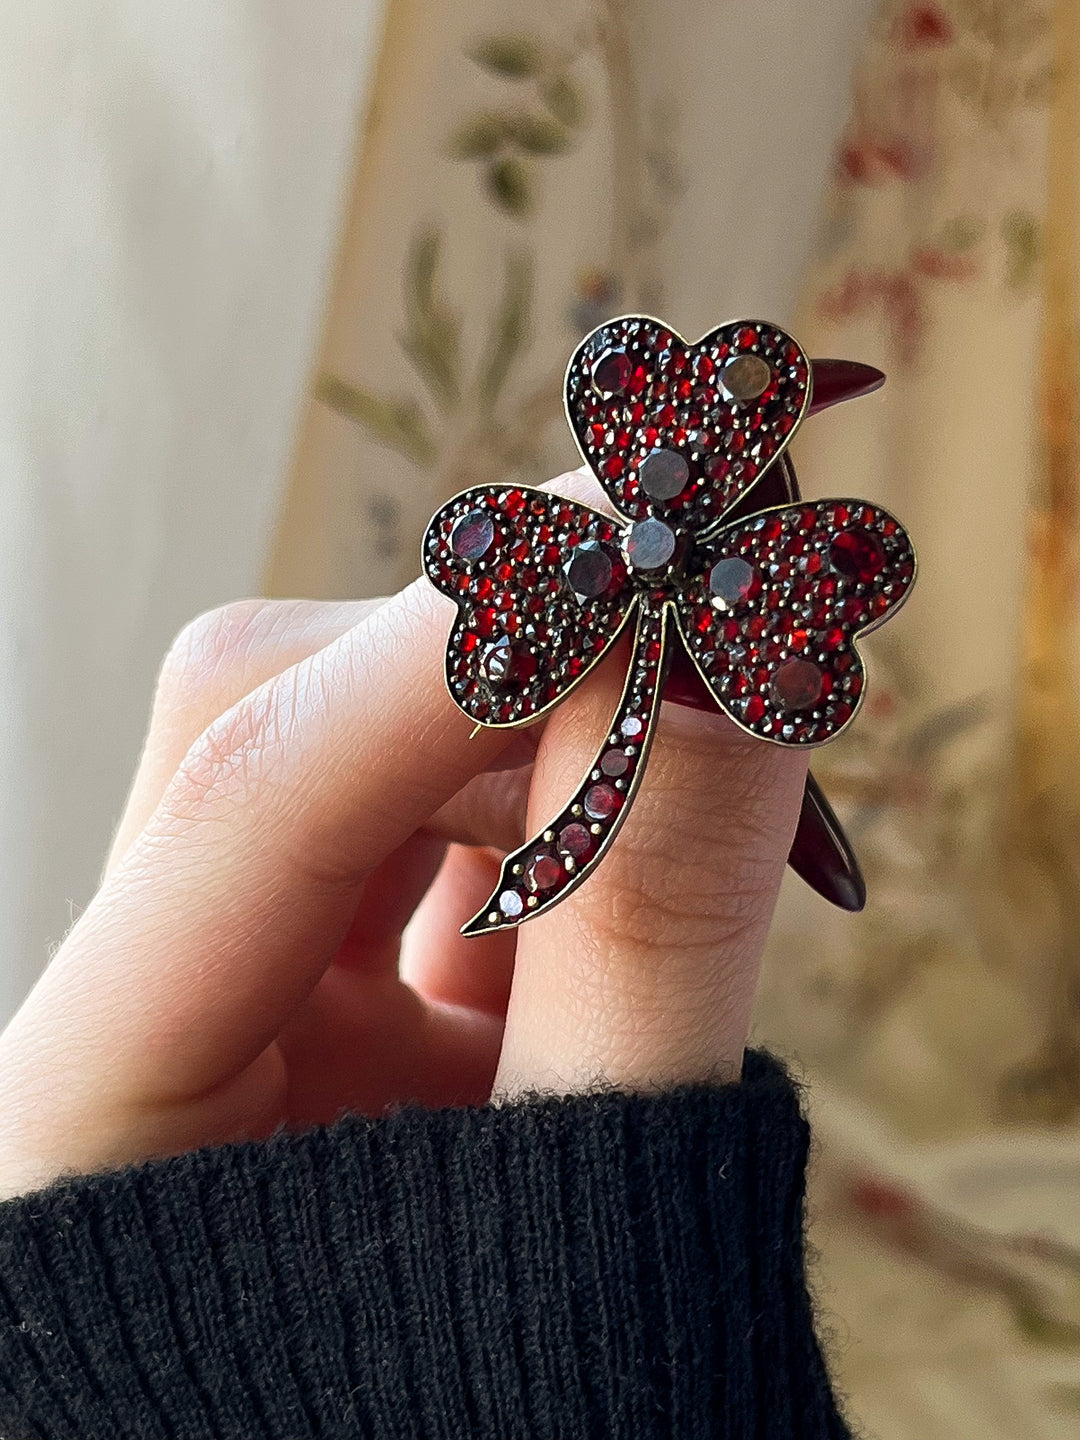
[0,578,515,1112]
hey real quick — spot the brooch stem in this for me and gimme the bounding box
[462,602,673,936]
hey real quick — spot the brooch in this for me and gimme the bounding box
[422,318,916,935]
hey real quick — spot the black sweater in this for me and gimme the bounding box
[0,1051,852,1440]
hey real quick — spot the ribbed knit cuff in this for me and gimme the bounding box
[0,1050,850,1440]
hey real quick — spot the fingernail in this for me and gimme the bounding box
[788,775,866,912]
[807,358,886,415]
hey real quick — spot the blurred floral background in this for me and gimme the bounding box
[2,0,1077,1435]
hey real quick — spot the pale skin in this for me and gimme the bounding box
[0,473,807,1202]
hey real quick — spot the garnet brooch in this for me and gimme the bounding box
[422,317,916,935]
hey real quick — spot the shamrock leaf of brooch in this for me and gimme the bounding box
[422,317,916,935]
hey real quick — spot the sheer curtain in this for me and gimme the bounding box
[0,1,386,1017]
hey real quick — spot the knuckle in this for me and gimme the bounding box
[162,669,303,824]
[157,599,271,712]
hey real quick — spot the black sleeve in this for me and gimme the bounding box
[0,1050,852,1440]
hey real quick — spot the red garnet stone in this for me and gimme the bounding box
[829,528,885,584]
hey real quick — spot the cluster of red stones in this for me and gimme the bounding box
[565,318,810,532]
[480,609,667,927]
[423,485,632,725]
[679,501,916,745]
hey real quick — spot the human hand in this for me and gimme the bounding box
[0,474,807,1201]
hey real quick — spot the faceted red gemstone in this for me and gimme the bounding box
[503,490,526,517]
[704,456,731,483]
[789,629,810,651]
[744,694,766,724]
[829,528,886,583]
[630,401,646,425]
[590,423,607,448]
[592,350,631,397]
[525,851,564,894]
[831,701,853,726]
[450,511,496,561]
[472,607,497,637]
[738,326,758,349]
[722,618,740,642]
[656,403,676,426]
[627,365,647,397]
[480,636,514,685]
[514,649,538,680]
[600,748,631,778]
[747,615,767,640]
[472,576,494,600]
[760,516,783,542]
[769,658,824,711]
[799,552,823,575]
[602,455,625,481]
[829,503,850,526]
[502,612,522,635]
[584,783,622,821]
[543,545,561,566]
[676,378,693,401]
[557,823,595,861]
[495,561,514,582]
[461,631,479,653]
[509,538,530,562]
[694,605,713,634]
[823,627,845,651]
[695,353,715,381]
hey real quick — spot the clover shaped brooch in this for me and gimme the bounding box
[423,317,917,935]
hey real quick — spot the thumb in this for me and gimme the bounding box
[493,634,808,1096]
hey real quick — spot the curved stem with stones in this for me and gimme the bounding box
[462,602,673,936]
